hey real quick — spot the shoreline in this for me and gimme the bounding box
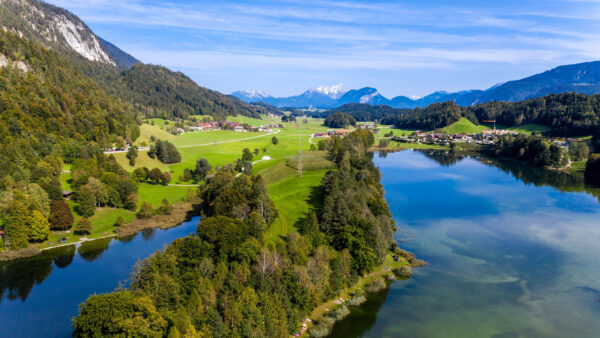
[299,249,426,337]
[0,202,200,262]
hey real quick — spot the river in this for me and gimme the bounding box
[0,217,199,337]
[329,150,600,337]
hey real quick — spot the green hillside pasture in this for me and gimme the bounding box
[172,130,268,147]
[168,125,327,183]
[265,169,328,243]
[134,123,177,146]
[112,151,169,173]
[441,117,489,134]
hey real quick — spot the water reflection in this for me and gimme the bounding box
[419,149,600,201]
[0,217,199,338]
[0,254,54,302]
[53,245,76,268]
[329,151,600,337]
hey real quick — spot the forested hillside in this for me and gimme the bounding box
[383,101,464,130]
[119,64,264,120]
[0,30,139,178]
[370,93,600,134]
[322,103,402,122]
[467,93,600,136]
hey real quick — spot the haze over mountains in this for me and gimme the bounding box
[233,61,600,109]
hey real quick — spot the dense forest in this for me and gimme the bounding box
[383,101,464,130]
[0,30,139,179]
[467,93,600,136]
[483,134,567,167]
[322,103,402,122]
[73,130,399,337]
[324,112,357,128]
[322,93,600,136]
[119,64,263,120]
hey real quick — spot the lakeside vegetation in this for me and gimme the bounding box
[72,130,408,337]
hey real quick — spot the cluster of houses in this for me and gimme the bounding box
[184,121,283,134]
[312,129,352,138]
[396,129,522,146]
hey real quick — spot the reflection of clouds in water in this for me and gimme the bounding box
[457,181,558,212]
[376,152,439,170]
[437,173,468,181]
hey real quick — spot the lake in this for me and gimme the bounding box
[329,150,600,337]
[0,217,199,338]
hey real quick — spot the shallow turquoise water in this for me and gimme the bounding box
[330,150,600,338]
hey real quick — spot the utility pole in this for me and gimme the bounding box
[298,122,302,177]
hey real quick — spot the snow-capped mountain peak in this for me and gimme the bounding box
[310,84,346,99]
[240,90,270,99]
[360,90,379,103]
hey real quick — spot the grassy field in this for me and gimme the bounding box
[505,124,550,134]
[265,169,329,243]
[113,151,169,173]
[134,123,177,146]
[137,183,193,207]
[440,117,489,134]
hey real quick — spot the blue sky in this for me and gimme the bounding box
[49,0,600,98]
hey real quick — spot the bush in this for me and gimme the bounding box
[392,265,413,278]
[347,295,366,306]
[49,200,74,230]
[74,218,92,235]
[329,305,350,320]
[365,279,386,293]
[137,202,155,218]
[158,199,172,215]
[379,139,390,148]
[271,136,278,145]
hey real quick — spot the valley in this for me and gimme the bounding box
[1,0,600,337]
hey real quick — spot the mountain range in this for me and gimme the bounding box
[233,61,600,109]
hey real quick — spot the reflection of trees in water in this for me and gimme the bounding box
[53,245,76,268]
[141,228,156,241]
[419,150,465,167]
[328,286,392,338]
[418,150,600,202]
[482,156,600,202]
[116,234,136,244]
[77,238,112,262]
[0,253,54,302]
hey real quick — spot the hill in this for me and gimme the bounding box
[0,29,139,177]
[0,0,263,121]
[118,64,263,120]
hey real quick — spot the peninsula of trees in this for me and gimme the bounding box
[73,130,400,337]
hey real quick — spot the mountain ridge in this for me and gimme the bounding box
[233,60,600,109]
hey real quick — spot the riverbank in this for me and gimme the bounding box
[0,201,200,262]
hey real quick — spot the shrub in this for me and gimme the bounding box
[365,279,386,293]
[393,266,412,278]
[137,202,155,218]
[74,218,92,235]
[49,200,74,230]
[347,295,366,306]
